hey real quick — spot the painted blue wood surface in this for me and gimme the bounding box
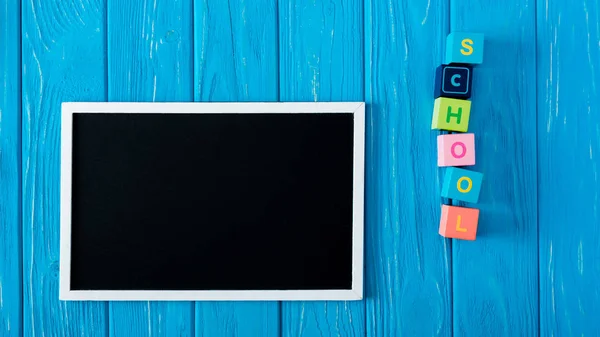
[538,0,600,335]
[279,0,365,336]
[21,0,108,336]
[0,0,21,336]
[3,0,600,335]
[193,1,280,336]
[450,0,539,336]
[364,0,452,335]
[106,1,195,336]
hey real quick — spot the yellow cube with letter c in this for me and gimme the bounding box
[445,33,484,65]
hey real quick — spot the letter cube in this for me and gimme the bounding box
[431,97,471,132]
[437,133,475,167]
[434,64,473,99]
[441,167,483,203]
[439,205,479,240]
[445,32,484,65]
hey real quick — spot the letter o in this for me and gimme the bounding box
[450,142,467,159]
[457,176,473,193]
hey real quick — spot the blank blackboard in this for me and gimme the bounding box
[60,102,365,301]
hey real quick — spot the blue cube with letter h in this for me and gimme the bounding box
[434,64,473,99]
[445,32,484,65]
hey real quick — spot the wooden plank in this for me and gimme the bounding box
[110,303,193,337]
[106,0,194,335]
[196,303,279,336]
[538,0,600,335]
[450,1,538,336]
[279,1,365,335]
[0,0,21,335]
[364,0,452,336]
[22,0,108,336]
[193,1,280,336]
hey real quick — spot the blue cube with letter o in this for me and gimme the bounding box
[441,167,483,203]
[434,64,473,99]
[445,32,484,65]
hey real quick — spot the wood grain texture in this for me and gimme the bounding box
[0,0,21,335]
[12,0,600,334]
[450,0,538,336]
[194,0,278,103]
[196,302,279,337]
[22,0,108,336]
[193,1,280,336]
[110,302,193,337]
[279,1,365,336]
[538,0,600,335]
[106,0,194,335]
[364,0,452,335]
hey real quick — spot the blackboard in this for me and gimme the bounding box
[59,102,365,301]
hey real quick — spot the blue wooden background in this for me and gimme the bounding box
[0,0,598,335]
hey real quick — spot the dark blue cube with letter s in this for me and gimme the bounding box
[434,64,473,99]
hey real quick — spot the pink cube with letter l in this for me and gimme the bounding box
[437,133,475,167]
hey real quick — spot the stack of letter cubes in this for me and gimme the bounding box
[432,33,484,241]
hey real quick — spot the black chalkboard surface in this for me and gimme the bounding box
[60,102,365,301]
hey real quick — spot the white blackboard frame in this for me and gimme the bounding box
[59,102,365,301]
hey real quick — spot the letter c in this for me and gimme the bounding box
[451,74,461,87]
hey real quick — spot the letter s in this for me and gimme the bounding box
[460,39,474,56]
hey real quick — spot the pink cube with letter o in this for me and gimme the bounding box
[437,133,475,167]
